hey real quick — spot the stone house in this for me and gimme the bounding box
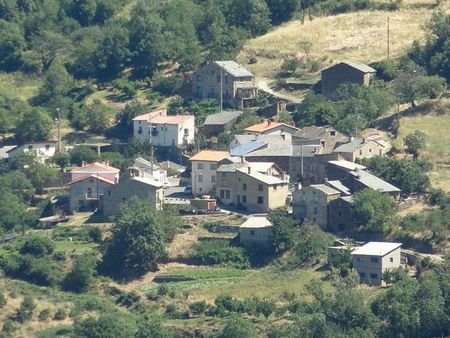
[202,110,243,136]
[69,175,115,213]
[293,125,348,154]
[239,217,273,247]
[128,157,169,187]
[101,176,164,217]
[292,184,341,230]
[133,109,195,148]
[328,196,357,233]
[216,162,289,213]
[192,61,257,109]
[321,61,376,99]
[189,150,238,197]
[333,137,386,162]
[351,242,402,286]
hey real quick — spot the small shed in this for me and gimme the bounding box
[239,216,273,247]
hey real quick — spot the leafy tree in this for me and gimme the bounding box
[189,99,220,125]
[382,267,407,285]
[101,197,179,278]
[293,92,336,127]
[74,314,137,338]
[404,130,427,160]
[0,19,25,71]
[15,109,52,143]
[0,171,34,202]
[266,0,299,24]
[115,101,150,139]
[69,145,99,165]
[268,209,297,252]
[63,253,97,292]
[153,74,183,96]
[218,314,258,338]
[352,189,395,234]
[71,100,113,133]
[31,30,68,72]
[52,152,70,170]
[295,220,332,263]
[0,189,28,232]
[135,315,170,338]
[20,234,55,256]
[255,298,276,319]
[189,301,207,316]
[223,0,271,37]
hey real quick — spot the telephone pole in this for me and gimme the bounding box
[56,108,62,152]
[220,69,223,112]
[387,16,390,60]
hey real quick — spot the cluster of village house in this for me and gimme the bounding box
[0,60,404,285]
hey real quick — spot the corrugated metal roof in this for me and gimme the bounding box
[214,61,253,77]
[350,170,401,193]
[240,217,273,229]
[351,242,401,256]
[341,61,376,73]
[203,110,243,126]
[0,145,17,159]
[230,141,267,157]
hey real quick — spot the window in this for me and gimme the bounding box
[359,272,366,278]
[216,75,220,82]
[89,179,94,183]
[257,196,264,204]
[338,211,342,217]
[379,149,383,155]
[87,187,92,197]
[45,145,50,150]
[330,130,336,136]
[238,178,241,182]
[198,174,203,182]
[357,257,364,262]
[370,273,378,279]
[250,230,255,236]
[210,164,217,170]
[370,257,379,263]
[197,163,204,170]
[243,183,247,191]
[184,128,189,135]
[122,198,126,202]
[172,139,175,146]
[313,207,318,215]
[222,172,226,177]
[161,126,164,131]
[273,185,277,191]
[225,190,230,199]
[28,145,33,150]
[369,148,372,153]
[108,191,111,196]
[138,126,142,134]
[390,257,394,263]
[220,190,225,199]
[258,184,263,191]
[242,195,247,203]
[211,175,216,183]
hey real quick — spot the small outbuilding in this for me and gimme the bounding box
[239,217,273,247]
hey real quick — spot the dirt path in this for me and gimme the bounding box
[256,77,302,103]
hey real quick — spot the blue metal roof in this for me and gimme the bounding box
[230,141,266,157]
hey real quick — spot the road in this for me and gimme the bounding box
[255,76,302,103]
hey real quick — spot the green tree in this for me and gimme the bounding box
[0,171,34,202]
[63,253,97,293]
[404,130,427,160]
[255,298,276,319]
[268,209,297,252]
[0,19,25,71]
[224,0,271,36]
[15,109,52,143]
[69,145,99,165]
[295,220,332,263]
[266,0,299,24]
[218,314,257,338]
[352,189,395,234]
[115,101,150,138]
[0,291,6,308]
[52,152,70,170]
[74,314,137,338]
[0,189,28,232]
[14,296,36,323]
[31,30,68,72]
[20,234,55,256]
[101,197,179,278]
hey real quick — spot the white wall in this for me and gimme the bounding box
[133,117,195,147]
[192,160,217,196]
[9,142,57,160]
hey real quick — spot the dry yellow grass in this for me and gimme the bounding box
[238,1,450,78]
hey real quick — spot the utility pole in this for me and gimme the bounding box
[300,143,304,183]
[150,121,154,175]
[387,16,390,60]
[56,107,61,152]
[220,69,223,112]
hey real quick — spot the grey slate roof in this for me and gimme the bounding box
[132,176,163,188]
[350,170,401,193]
[232,134,287,148]
[203,110,243,126]
[132,157,161,172]
[325,180,351,195]
[245,143,293,157]
[309,184,341,195]
[341,61,376,73]
[238,168,287,185]
[217,163,244,173]
[333,138,367,153]
[214,61,253,77]
[291,144,322,157]
[230,141,266,157]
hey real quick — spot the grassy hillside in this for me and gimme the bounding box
[238,0,449,80]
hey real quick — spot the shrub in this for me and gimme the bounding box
[53,251,67,261]
[0,292,6,308]
[54,308,67,320]
[38,308,50,321]
[87,226,103,243]
[190,240,250,268]
[189,301,207,316]
[153,75,183,96]
[157,284,169,296]
[63,254,97,293]
[20,234,55,257]
[2,320,16,334]
[14,296,35,323]
[116,291,141,308]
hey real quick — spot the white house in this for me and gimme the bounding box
[189,150,236,196]
[7,141,57,160]
[133,109,195,148]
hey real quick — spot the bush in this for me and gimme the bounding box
[53,251,67,261]
[153,75,183,96]
[62,254,97,293]
[54,308,67,320]
[20,234,55,257]
[190,240,250,268]
[14,296,35,323]
[2,320,16,334]
[38,308,50,321]
[189,301,207,316]
[87,226,103,243]
[116,291,141,308]
[0,292,6,308]
[157,284,169,296]
[112,79,140,98]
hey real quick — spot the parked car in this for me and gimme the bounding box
[184,186,192,195]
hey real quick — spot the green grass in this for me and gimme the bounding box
[0,72,42,101]
[34,325,74,338]
[53,240,98,254]
[143,266,323,302]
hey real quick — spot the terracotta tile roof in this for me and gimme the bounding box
[71,162,120,174]
[68,174,116,185]
[189,150,230,162]
[244,120,299,133]
[132,110,166,121]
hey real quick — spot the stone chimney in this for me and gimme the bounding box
[247,166,251,174]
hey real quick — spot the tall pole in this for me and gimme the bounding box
[150,121,154,175]
[56,108,61,152]
[300,143,304,182]
[220,69,223,112]
[387,16,390,60]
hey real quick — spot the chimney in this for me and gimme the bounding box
[324,177,328,184]
[267,120,271,126]
[247,166,251,174]
[362,138,366,143]
[350,136,354,142]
